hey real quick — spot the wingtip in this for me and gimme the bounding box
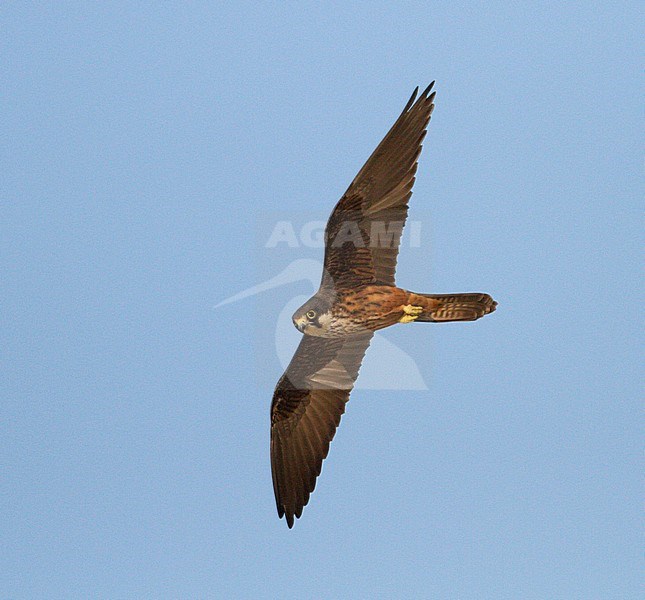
[422,81,435,97]
[403,86,419,112]
[405,82,435,112]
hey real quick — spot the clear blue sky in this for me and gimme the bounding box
[1,2,641,598]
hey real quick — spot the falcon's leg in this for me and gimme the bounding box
[399,304,423,323]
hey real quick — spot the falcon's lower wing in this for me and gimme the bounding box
[270,332,373,528]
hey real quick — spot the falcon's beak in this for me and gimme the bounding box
[293,317,307,333]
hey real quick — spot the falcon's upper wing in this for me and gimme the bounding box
[322,83,436,289]
[270,331,373,528]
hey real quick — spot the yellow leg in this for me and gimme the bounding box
[399,304,423,323]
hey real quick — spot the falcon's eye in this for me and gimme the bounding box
[306,310,316,320]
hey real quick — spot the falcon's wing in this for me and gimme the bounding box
[270,331,373,528]
[322,83,436,289]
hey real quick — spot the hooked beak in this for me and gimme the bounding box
[293,317,306,333]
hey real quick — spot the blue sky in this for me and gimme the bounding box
[1,2,641,598]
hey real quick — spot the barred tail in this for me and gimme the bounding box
[408,292,497,322]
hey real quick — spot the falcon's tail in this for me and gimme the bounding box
[407,292,497,322]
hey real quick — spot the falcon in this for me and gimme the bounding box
[270,83,497,528]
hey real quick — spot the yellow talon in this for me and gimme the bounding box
[403,304,423,315]
[399,304,423,323]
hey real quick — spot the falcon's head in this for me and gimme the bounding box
[292,296,332,336]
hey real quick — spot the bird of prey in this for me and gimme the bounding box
[270,82,497,528]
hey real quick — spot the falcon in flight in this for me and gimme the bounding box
[270,83,497,528]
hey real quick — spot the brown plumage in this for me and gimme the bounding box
[271,83,497,528]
